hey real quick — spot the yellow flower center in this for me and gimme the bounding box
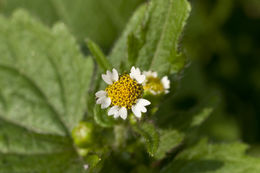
[143,76,164,94]
[105,74,143,109]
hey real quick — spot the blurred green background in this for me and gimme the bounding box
[0,0,259,152]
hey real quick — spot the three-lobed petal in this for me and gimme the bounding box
[108,106,120,118]
[102,68,119,85]
[131,99,151,118]
[130,66,146,84]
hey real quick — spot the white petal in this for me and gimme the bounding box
[114,113,120,118]
[140,106,147,113]
[95,90,106,98]
[130,68,136,79]
[152,72,158,77]
[102,74,112,85]
[131,105,142,118]
[96,96,106,104]
[161,76,170,89]
[108,106,119,116]
[130,66,145,84]
[143,71,150,76]
[119,107,127,120]
[138,98,151,106]
[143,71,157,78]
[132,99,151,118]
[101,97,111,109]
[130,66,138,75]
[102,70,113,85]
[135,67,141,75]
[135,74,146,84]
[112,68,119,82]
[130,66,139,78]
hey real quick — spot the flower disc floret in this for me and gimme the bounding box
[105,74,143,109]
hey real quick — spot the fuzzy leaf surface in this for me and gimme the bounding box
[161,139,260,173]
[134,122,159,156]
[0,10,93,172]
[109,0,191,75]
[1,0,144,49]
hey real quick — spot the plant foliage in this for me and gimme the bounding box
[0,0,259,172]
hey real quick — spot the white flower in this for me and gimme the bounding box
[143,71,170,95]
[83,164,89,170]
[95,67,151,120]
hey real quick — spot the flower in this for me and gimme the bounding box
[83,164,89,170]
[143,71,170,95]
[95,67,151,120]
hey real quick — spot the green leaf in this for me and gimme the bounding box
[93,105,115,128]
[109,0,191,75]
[153,107,213,160]
[0,10,93,172]
[1,0,145,49]
[156,86,218,130]
[190,108,213,127]
[86,39,112,71]
[127,32,144,67]
[154,129,184,159]
[154,94,218,159]
[133,122,159,156]
[109,4,147,69]
[161,139,260,173]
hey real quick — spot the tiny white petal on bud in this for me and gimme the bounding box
[83,164,89,170]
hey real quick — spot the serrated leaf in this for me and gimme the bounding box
[154,129,184,159]
[133,122,159,156]
[109,0,191,75]
[1,0,144,48]
[0,10,93,172]
[161,139,260,173]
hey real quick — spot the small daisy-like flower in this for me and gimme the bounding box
[143,71,170,95]
[95,67,151,120]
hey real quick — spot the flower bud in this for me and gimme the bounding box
[72,122,94,147]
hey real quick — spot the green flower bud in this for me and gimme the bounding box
[72,122,94,147]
